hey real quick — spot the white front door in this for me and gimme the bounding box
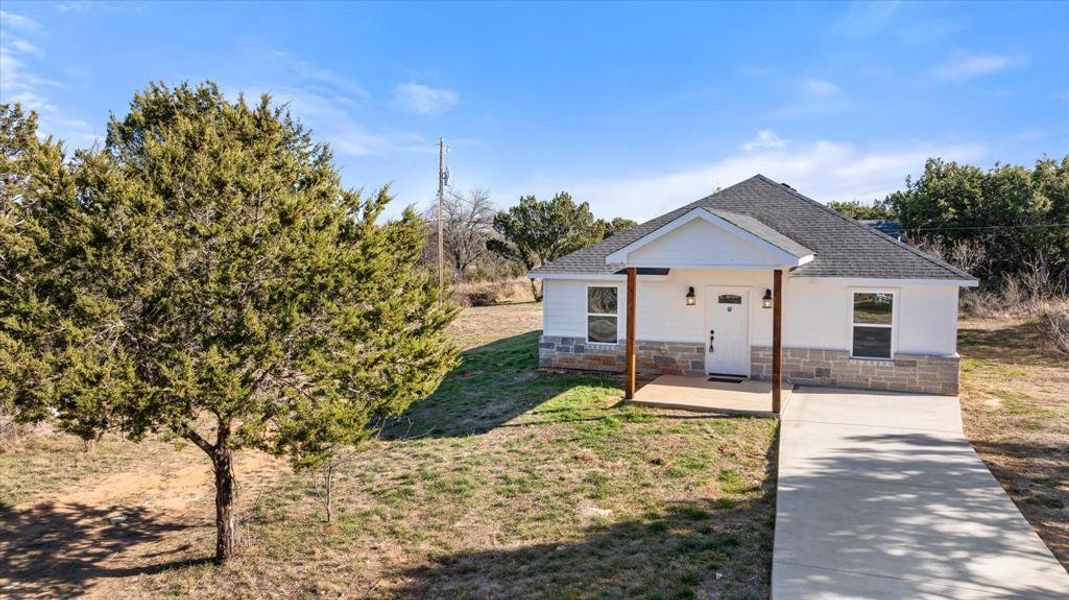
[705,286,750,376]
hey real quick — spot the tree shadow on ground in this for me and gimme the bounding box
[387,429,780,599]
[385,331,755,440]
[958,320,1066,368]
[0,502,205,598]
[968,437,1069,567]
[385,331,624,440]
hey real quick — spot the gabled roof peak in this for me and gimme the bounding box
[529,175,975,283]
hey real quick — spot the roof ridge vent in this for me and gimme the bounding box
[780,182,795,190]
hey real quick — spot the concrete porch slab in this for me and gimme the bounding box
[629,375,788,415]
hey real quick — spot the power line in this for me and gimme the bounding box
[437,137,445,305]
[903,223,1069,232]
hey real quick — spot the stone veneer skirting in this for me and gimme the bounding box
[538,336,706,377]
[538,336,960,395]
[749,346,959,395]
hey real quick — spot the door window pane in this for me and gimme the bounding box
[587,316,618,344]
[852,326,892,358]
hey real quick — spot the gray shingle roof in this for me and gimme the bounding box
[705,209,813,258]
[529,174,975,281]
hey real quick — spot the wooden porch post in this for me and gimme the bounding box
[772,268,783,414]
[625,267,637,400]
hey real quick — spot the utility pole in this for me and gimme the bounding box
[437,137,446,305]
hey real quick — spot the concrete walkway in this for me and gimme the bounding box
[773,388,1069,599]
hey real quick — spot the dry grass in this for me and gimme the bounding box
[958,315,1069,568]
[452,277,536,307]
[1,302,777,599]
[0,429,164,509]
[1040,302,1069,354]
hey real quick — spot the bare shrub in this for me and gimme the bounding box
[959,288,1003,318]
[914,237,947,264]
[958,252,1067,318]
[304,444,358,524]
[1038,301,1069,354]
[947,239,988,277]
[0,411,21,447]
[453,277,535,307]
[0,414,48,452]
[1019,254,1063,300]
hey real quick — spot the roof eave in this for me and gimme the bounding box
[792,275,980,288]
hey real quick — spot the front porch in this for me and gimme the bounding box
[605,208,809,416]
[630,375,792,416]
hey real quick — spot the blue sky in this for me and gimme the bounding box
[2,1,1067,220]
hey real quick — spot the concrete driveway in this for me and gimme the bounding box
[773,388,1069,599]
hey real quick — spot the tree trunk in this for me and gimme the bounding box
[212,446,238,563]
[530,278,542,302]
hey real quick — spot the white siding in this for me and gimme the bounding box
[897,285,959,355]
[541,279,626,342]
[782,281,850,350]
[540,272,961,356]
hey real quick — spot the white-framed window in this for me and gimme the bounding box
[586,285,619,344]
[851,291,895,359]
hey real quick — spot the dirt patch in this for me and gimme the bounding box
[0,447,285,598]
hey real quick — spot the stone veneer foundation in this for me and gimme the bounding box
[538,336,706,377]
[749,346,959,395]
[538,336,960,395]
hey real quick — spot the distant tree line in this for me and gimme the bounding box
[826,199,896,221]
[886,157,1069,290]
[422,190,636,299]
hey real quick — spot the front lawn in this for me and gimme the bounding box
[1,302,777,599]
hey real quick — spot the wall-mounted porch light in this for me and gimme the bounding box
[762,288,773,309]
[685,287,696,306]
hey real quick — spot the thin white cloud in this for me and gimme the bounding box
[0,10,42,32]
[1,39,62,112]
[229,84,434,157]
[741,129,787,152]
[930,51,1023,82]
[392,83,459,115]
[10,38,42,57]
[0,11,102,147]
[508,133,985,221]
[803,78,840,96]
[767,76,845,119]
[55,1,100,12]
[269,50,369,101]
[54,1,148,14]
[223,51,444,158]
[894,19,966,44]
[830,1,901,38]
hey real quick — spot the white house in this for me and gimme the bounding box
[529,175,978,404]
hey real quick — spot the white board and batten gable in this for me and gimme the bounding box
[604,208,813,270]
